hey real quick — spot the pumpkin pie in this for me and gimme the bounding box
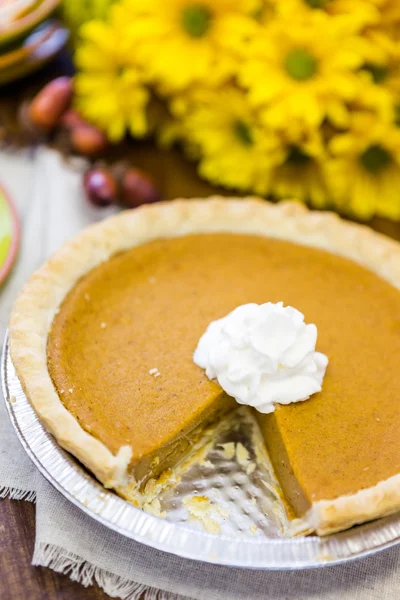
[9,198,400,536]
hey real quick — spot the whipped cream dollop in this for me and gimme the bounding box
[194,302,328,414]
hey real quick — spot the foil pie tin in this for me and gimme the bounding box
[2,334,400,569]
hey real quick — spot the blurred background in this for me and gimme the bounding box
[1,0,400,283]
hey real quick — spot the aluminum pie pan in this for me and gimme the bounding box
[3,334,400,570]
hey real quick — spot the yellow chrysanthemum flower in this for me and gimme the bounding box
[240,10,375,130]
[270,151,330,210]
[333,30,399,124]
[272,0,400,27]
[378,0,400,26]
[326,112,400,220]
[175,88,285,194]
[121,0,260,91]
[361,29,400,100]
[268,128,330,208]
[62,0,114,40]
[70,0,400,222]
[270,0,381,28]
[74,16,149,142]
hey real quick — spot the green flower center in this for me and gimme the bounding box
[360,145,392,172]
[117,65,127,77]
[234,120,254,146]
[287,146,311,164]
[363,63,388,84]
[252,5,264,20]
[181,4,212,38]
[304,0,327,8]
[284,48,318,81]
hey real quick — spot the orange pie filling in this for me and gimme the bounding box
[47,233,400,518]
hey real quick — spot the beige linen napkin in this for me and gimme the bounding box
[1,147,400,600]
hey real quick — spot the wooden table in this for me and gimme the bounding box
[0,500,110,599]
[2,54,400,600]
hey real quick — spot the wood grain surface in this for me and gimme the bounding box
[2,52,400,600]
[0,500,110,600]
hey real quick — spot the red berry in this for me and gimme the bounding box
[71,124,107,156]
[120,168,161,208]
[59,109,85,130]
[84,168,118,208]
[28,77,73,130]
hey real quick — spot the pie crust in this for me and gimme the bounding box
[9,197,400,536]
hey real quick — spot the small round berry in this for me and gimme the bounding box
[84,168,118,208]
[120,168,161,208]
[28,77,73,130]
[71,124,107,156]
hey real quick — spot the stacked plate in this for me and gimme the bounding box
[0,0,68,85]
